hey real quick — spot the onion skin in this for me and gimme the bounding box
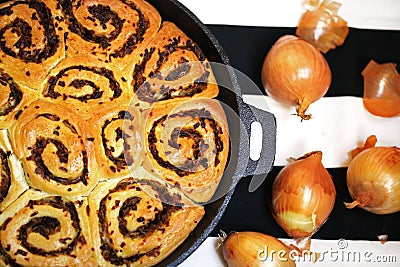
[346,145,400,215]
[362,60,400,118]
[261,35,331,120]
[296,0,349,53]
[223,232,296,267]
[272,151,336,239]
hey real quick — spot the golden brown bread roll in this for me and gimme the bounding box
[8,99,99,197]
[88,176,205,267]
[59,0,161,67]
[127,21,219,109]
[41,56,134,119]
[0,68,38,129]
[0,0,230,265]
[0,0,65,89]
[142,98,230,203]
[88,102,142,179]
[0,190,96,267]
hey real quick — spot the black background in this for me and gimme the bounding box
[207,25,400,241]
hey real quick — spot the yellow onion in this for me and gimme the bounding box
[345,136,400,214]
[296,0,349,53]
[222,231,296,267]
[271,151,336,241]
[362,60,400,118]
[261,35,331,120]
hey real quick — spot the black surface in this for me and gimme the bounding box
[208,25,400,241]
[207,25,400,96]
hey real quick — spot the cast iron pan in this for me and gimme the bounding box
[146,0,277,266]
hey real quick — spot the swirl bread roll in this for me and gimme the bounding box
[0,190,96,267]
[0,0,65,89]
[8,99,98,197]
[88,177,204,267]
[0,130,28,213]
[41,56,133,119]
[88,102,142,179]
[143,98,230,203]
[0,0,230,265]
[128,21,219,109]
[58,0,161,67]
[0,68,38,129]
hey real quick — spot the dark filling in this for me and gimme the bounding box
[148,109,224,177]
[97,178,181,265]
[63,119,78,135]
[27,137,89,186]
[0,148,11,203]
[58,0,149,58]
[110,0,149,59]
[101,111,134,172]
[43,65,121,102]
[36,113,60,121]
[164,62,191,81]
[132,37,209,103]
[0,197,84,265]
[0,0,60,63]
[0,71,23,117]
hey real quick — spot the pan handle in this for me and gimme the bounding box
[237,96,276,191]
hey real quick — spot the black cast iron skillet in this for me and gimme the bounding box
[147,0,277,266]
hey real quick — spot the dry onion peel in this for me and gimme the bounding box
[350,135,377,159]
[221,231,296,267]
[296,0,349,53]
[271,151,336,246]
[345,136,400,214]
[362,60,400,118]
[261,35,331,120]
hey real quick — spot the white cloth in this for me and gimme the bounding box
[178,0,400,30]
[243,95,400,168]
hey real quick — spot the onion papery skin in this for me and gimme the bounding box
[346,146,400,215]
[296,0,349,53]
[222,231,296,267]
[362,60,400,118]
[261,35,331,120]
[272,151,336,239]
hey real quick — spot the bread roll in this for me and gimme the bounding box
[0,0,230,265]
[9,100,98,197]
[0,190,96,267]
[88,177,204,267]
[127,21,219,109]
[143,98,230,203]
[0,0,65,89]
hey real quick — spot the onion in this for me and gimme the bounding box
[296,0,349,53]
[271,151,336,243]
[362,60,400,118]
[221,231,296,267]
[345,135,400,214]
[261,35,331,120]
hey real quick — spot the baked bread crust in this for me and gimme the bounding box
[0,0,65,89]
[127,21,219,109]
[88,177,205,267]
[0,189,96,267]
[60,0,161,67]
[41,56,133,119]
[88,102,143,179]
[0,0,229,265]
[9,99,99,197]
[0,69,38,129]
[143,98,230,203]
